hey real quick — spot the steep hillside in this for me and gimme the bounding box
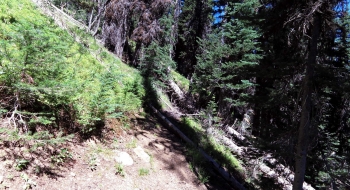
[0,0,144,133]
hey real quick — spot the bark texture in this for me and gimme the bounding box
[293,13,321,190]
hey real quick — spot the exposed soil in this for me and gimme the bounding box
[0,115,233,190]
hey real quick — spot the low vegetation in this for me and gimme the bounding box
[138,168,149,176]
[0,0,144,141]
[170,70,189,92]
[181,116,245,179]
[114,163,125,177]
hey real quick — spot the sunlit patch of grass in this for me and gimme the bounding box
[181,116,246,179]
[0,0,145,133]
[138,168,149,176]
[170,70,190,92]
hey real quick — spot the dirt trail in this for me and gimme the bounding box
[0,115,233,190]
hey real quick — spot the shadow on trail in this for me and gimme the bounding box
[136,77,236,189]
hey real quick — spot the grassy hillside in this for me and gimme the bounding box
[0,0,144,135]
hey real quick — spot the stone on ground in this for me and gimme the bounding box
[133,146,150,163]
[114,151,134,166]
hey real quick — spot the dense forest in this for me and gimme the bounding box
[1,0,350,189]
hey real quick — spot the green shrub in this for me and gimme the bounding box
[0,0,144,134]
[51,148,73,165]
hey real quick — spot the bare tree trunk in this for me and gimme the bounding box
[88,0,107,37]
[169,0,181,57]
[88,9,94,30]
[92,17,101,36]
[293,13,321,190]
[102,0,130,58]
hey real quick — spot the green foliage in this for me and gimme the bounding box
[180,115,246,180]
[170,70,190,92]
[205,136,244,175]
[197,167,210,184]
[126,138,137,149]
[174,0,212,77]
[15,159,30,171]
[114,163,125,177]
[192,0,261,110]
[50,0,97,24]
[51,148,73,165]
[141,41,174,80]
[21,173,36,190]
[0,0,144,134]
[88,153,98,171]
[140,14,176,83]
[156,88,172,110]
[0,127,74,152]
[138,168,149,176]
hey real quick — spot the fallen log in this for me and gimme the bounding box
[225,126,247,142]
[168,79,184,100]
[209,127,294,189]
[150,105,246,190]
[215,127,315,190]
[264,154,315,190]
[207,127,245,156]
[32,0,87,30]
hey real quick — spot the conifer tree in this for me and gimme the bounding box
[306,3,350,188]
[248,0,349,188]
[174,0,211,78]
[192,0,262,122]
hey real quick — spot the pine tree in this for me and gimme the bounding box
[192,0,262,123]
[307,3,350,188]
[248,0,349,188]
[174,0,211,78]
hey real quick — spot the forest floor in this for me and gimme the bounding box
[0,114,232,190]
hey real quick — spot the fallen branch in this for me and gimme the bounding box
[6,94,28,132]
[32,0,87,30]
[179,114,201,116]
[225,126,247,142]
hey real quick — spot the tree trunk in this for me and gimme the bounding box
[293,13,321,190]
[102,0,130,58]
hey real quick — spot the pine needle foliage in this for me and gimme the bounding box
[0,0,144,137]
[192,0,261,114]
